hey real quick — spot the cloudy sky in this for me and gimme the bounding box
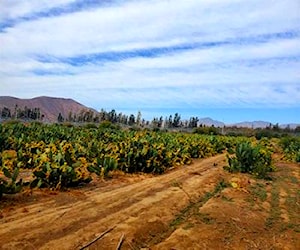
[0,0,300,123]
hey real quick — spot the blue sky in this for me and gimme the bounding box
[0,0,300,124]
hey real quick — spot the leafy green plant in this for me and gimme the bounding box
[225,142,274,178]
[1,122,254,195]
[30,142,92,189]
[88,156,118,177]
[0,150,23,198]
[0,167,23,198]
[279,136,300,162]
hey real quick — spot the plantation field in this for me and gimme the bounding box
[0,154,299,249]
[0,122,243,195]
[0,122,299,249]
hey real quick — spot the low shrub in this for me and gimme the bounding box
[225,142,274,178]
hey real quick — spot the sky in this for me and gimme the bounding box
[0,0,300,124]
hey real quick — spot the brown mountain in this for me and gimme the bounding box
[232,121,272,129]
[0,96,95,122]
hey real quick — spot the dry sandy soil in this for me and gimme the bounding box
[0,154,299,250]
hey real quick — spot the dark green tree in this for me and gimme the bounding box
[173,113,181,127]
[128,114,135,125]
[1,107,11,118]
[57,113,64,122]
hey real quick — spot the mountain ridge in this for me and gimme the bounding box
[198,117,225,127]
[0,96,298,128]
[0,96,94,122]
[230,121,271,129]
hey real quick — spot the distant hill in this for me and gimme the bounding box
[232,121,271,129]
[1,96,298,128]
[0,96,95,122]
[198,117,225,127]
[197,119,286,129]
[279,123,300,129]
[198,119,299,129]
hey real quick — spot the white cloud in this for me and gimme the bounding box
[0,0,299,115]
[2,0,299,57]
[0,0,76,21]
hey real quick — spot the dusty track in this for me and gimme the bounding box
[0,155,227,249]
[0,154,299,250]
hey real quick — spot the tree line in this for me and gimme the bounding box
[1,106,299,135]
[58,109,300,136]
[58,109,200,129]
[1,105,43,121]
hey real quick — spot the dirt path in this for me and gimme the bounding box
[0,155,227,249]
[0,154,299,250]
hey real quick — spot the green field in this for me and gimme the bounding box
[1,121,299,197]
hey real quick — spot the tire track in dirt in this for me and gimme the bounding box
[0,154,227,250]
[153,159,300,250]
[279,188,289,223]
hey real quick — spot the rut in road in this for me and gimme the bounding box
[0,154,227,250]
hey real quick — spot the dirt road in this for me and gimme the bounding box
[0,154,299,249]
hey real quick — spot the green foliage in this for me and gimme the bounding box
[30,141,92,189]
[98,121,120,130]
[225,142,274,178]
[0,122,253,194]
[279,136,300,162]
[255,129,274,140]
[0,150,22,198]
[0,169,23,198]
[83,123,98,129]
[193,126,220,135]
[88,157,118,177]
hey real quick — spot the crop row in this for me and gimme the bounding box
[279,136,300,162]
[1,122,247,196]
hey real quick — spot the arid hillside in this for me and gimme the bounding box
[0,96,94,122]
